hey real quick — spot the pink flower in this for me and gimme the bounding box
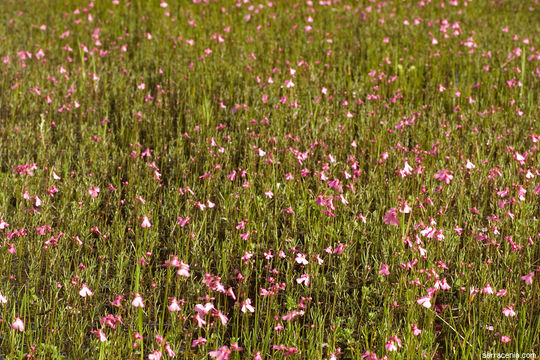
[0,219,9,229]
[411,324,422,336]
[501,335,511,343]
[79,283,93,297]
[241,298,255,313]
[148,350,163,360]
[11,317,24,332]
[88,187,100,197]
[378,264,390,276]
[383,208,399,226]
[91,329,107,342]
[141,216,152,228]
[216,310,228,325]
[295,253,308,265]
[191,337,207,347]
[168,298,181,312]
[177,261,191,277]
[132,293,145,308]
[209,346,232,360]
[296,273,311,286]
[481,283,494,295]
[502,306,516,317]
[417,294,432,308]
[434,169,454,184]
[385,335,402,352]
[521,272,534,285]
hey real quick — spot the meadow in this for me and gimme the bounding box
[0,0,539,359]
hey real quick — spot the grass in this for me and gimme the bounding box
[0,0,538,359]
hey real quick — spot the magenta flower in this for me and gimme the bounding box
[88,186,100,198]
[521,272,534,285]
[501,335,511,343]
[434,169,454,184]
[209,346,232,360]
[383,208,399,226]
[378,264,390,276]
[411,323,422,336]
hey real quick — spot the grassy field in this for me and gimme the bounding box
[0,0,539,359]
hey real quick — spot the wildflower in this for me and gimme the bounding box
[411,324,422,336]
[79,283,93,297]
[141,216,152,228]
[241,298,255,313]
[148,351,162,360]
[11,317,24,332]
[296,273,310,286]
[168,298,181,312]
[209,346,232,360]
[378,264,390,276]
[88,187,100,197]
[385,335,402,352]
[521,272,534,285]
[502,306,516,317]
[177,261,191,277]
[91,329,107,342]
[434,169,453,184]
[417,294,432,308]
[295,253,308,265]
[383,208,399,226]
[192,337,207,347]
[132,293,145,308]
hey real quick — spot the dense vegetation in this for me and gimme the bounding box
[0,0,538,359]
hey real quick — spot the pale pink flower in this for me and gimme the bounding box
[132,293,145,308]
[79,283,93,297]
[192,337,207,347]
[141,216,152,228]
[295,253,308,265]
[11,317,24,332]
[502,306,516,317]
[296,273,311,286]
[91,329,107,342]
[241,298,255,313]
[177,261,191,277]
[521,272,534,285]
[417,294,432,308]
[385,335,402,352]
[148,350,162,360]
[411,323,422,336]
[0,219,9,229]
[168,298,181,312]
